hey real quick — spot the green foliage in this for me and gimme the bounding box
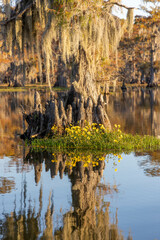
[31,123,160,152]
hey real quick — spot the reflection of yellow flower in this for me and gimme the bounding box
[115,168,117,172]
[83,162,88,167]
[51,159,57,163]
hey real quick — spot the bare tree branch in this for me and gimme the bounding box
[0,2,33,25]
[104,1,139,10]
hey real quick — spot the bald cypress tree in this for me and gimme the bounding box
[2,0,134,137]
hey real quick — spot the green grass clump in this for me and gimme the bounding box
[0,84,68,92]
[31,123,160,152]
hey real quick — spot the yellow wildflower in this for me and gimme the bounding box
[100,125,105,130]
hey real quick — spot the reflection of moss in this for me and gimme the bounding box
[0,177,15,194]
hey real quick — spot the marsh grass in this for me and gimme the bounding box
[0,85,68,92]
[31,123,160,152]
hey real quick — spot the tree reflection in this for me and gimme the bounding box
[0,183,54,240]
[0,150,133,239]
[107,87,160,136]
[137,151,160,177]
[0,177,15,194]
[0,91,50,158]
[24,150,131,240]
[0,91,34,158]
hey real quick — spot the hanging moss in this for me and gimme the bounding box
[3,0,11,19]
[6,21,14,56]
[15,19,22,51]
[3,0,130,88]
[127,8,134,38]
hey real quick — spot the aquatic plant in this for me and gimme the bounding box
[31,123,160,152]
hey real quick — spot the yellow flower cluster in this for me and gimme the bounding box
[114,124,121,129]
[113,124,123,143]
[51,125,58,134]
[65,122,108,142]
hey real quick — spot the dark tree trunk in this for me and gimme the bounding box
[147,44,157,88]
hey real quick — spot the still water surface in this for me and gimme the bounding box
[0,88,160,240]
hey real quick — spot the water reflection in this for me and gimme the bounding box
[0,91,34,157]
[1,88,160,239]
[0,185,54,240]
[0,151,131,240]
[0,177,15,194]
[24,151,106,182]
[0,90,51,158]
[107,87,160,136]
[137,151,160,177]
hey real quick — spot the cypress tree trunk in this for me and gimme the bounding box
[147,43,157,87]
[150,44,154,86]
[21,55,111,139]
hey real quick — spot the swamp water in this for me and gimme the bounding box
[0,88,160,240]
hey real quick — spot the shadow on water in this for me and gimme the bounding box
[0,150,133,240]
